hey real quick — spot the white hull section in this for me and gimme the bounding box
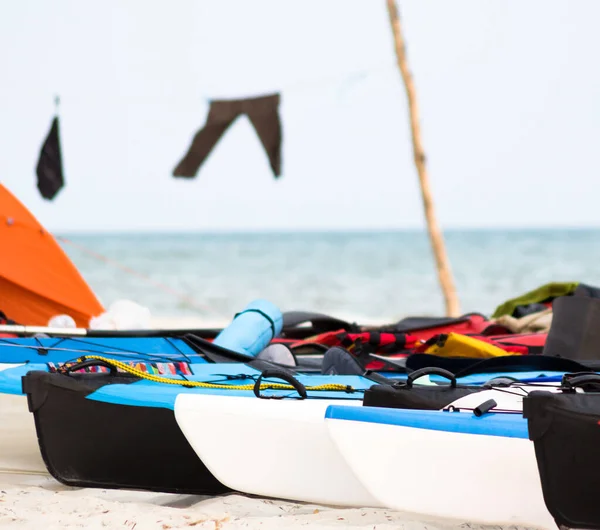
[326,416,555,528]
[175,395,381,507]
[446,383,570,412]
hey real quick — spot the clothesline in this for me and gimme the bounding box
[57,236,217,316]
[47,62,399,106]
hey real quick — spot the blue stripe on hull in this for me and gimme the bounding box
[325,405,528,439]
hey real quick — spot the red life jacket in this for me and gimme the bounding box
[281,330,415,358]
[271,314,507,369]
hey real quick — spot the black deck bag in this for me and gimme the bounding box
[524,375,600,529]
[543,295,600,367]
[22,367,230,495]
[363,367,487,410]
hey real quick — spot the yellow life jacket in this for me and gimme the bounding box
[424,332,516,358]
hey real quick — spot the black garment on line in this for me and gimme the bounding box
[173,94,282,178]
[36,116,65,200]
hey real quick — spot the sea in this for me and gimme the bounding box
[58,229,600,324]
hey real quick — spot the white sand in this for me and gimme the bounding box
[0,473,537,530]
[0,395,46,475]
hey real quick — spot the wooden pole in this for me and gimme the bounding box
[385,0,461,316]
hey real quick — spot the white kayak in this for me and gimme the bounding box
[445,382,573,413]
[325,404,555,528]
[174,394,382,507]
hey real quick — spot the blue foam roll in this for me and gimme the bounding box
[212,299,283,357]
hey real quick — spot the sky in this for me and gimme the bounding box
[1,0,599,232]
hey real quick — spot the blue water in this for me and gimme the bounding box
[58,229,600,322]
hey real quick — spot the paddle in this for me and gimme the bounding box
[0,324,223,338]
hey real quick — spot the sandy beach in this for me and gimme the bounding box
[0,472,539,530]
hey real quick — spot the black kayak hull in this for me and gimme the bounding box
[22,371,230,495]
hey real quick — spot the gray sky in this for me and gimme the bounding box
[1,1,598,232]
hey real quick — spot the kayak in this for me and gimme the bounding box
[173,374,568,507]
[22,348,578,493]
[325,405,554,527]
[22,363,372,495]
[11,296,583,501]
[0,298,289,478]
[0,336,205,475]
[174,394,379,507]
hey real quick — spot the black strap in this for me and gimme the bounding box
[234,308,277,341]
[473,399,497,417]
[253,369,307,400]
[363,370,396,385]
[59,358,118,375]
[405,367,457,388]
[482,376,522,388]
[369,332,381,346]
[335,332,354,349]
[561,372,600,391]
[394,334,407,350]
[183,334,255,364]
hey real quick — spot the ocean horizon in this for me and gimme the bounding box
[55,226,600,236]
[56,228,600,323]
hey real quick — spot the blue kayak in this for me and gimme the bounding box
[0,336,207,395]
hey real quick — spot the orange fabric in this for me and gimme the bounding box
[0,184,104,326]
